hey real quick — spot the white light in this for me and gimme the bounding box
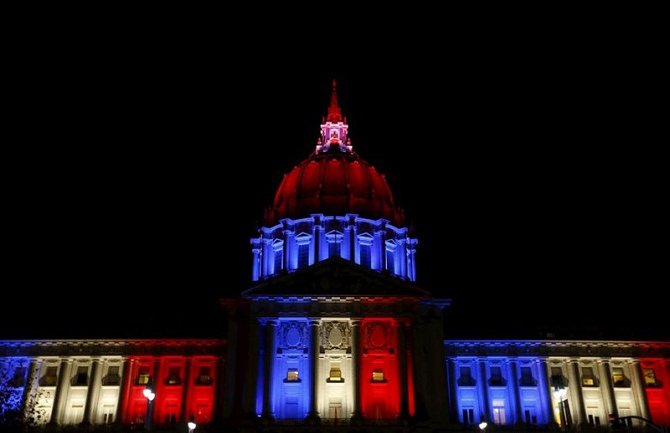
[142,389,155,401]
[553,388,567,400]
[479,422,488,430]
[187,421,197,430]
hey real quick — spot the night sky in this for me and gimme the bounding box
[3,43,666,341]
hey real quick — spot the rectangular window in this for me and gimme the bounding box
[520,366,536,386]
[458,366,476,386]
[372,369,385,382]
[492,399,506,424]
[386,249,395,273]
[137,366,151,385]
[643,368,658,387]
[102,405,115,424]
[550,367,565,388]
[327,367,343,382]
[581,367,596,386]
[286,368,299,382]
[298,243,310,268]
[104,366,120,386]
[612,367,627,387]
[274,249,283,273]
[43,366,58,386]
[360,244,371,268]
[166,366,181,385]
[196,366,212,385]
[462,408,475,425]
[490,366,504,386]
[74,366,88,386]
[328,238,340,258]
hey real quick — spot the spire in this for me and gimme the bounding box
[316,80,351,154]
[326,79,343,123]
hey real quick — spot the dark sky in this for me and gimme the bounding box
[3,40,666,340]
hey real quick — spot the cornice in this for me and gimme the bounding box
[444,339,670,358]
[0,339,226,357]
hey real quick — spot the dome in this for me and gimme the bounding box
[265,149,405,226]
[263,80,405,227]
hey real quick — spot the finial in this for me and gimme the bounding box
[327,79,343,123]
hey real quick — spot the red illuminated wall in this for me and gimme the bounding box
[120,355,220,426]
[120,357,154,424]
[360,318,400,419]
[183,357,218,424]
[640,358,670,425]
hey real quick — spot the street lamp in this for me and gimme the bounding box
[553,386,568,430]
[479,421,488,432]
[187,416,197,433]
[142,381,156,430]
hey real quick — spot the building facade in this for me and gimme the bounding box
[1,83,668,430]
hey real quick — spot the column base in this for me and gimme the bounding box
[261,412,274,424]
[305,411,320,425]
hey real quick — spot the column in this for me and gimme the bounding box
[251,240,261,281]
[374,229,384,271]
[537,360,555,425]
[213,357,226,425]
[508,359,522,424]
[307,319,320,421]
[262,238,272,277]
[22,358,42,420]
[50,358,73,424]
[567,360,586,424]
[222,304,239,419]
[283,229,294,271]
[407,239,417,281]
[242,318,260,417]
[397,320,409,419]
[397,239,407,279]
[116,357,132,424]
[312,215,322,263]
[261,319,276,419]
[180,358,192,421]
[350,319,362,421]
[477,359,491,422]
[629,360,650,420]
[446,358,459,423]
[83,358,103,424]
[598,360,618,418]
[345,215,357,261]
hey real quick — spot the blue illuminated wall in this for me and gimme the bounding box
[272,319,311,419]
[0,357,30,422]
[451,356,551,426]
[251,215,417,282]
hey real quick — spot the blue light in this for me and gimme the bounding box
[271,319,311,419]
[452,356,551,426]
[0,357,30,423]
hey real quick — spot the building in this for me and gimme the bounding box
[1,82,669,431]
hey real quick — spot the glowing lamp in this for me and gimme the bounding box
[479,421,488,431]
[142,388,156,401]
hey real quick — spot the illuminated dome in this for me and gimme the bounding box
[265,81,405,226]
